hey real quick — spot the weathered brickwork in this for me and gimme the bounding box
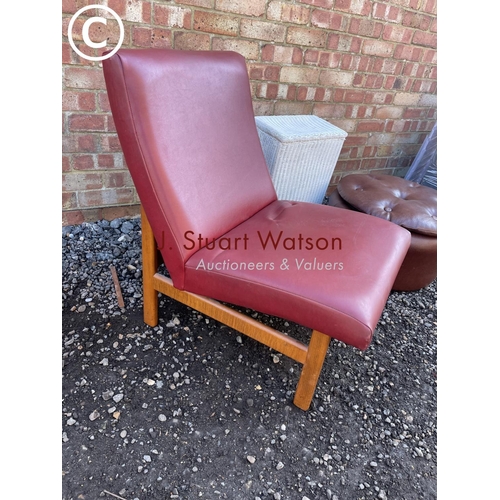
[62,0,437,224]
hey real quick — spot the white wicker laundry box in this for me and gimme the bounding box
[255,115,347,203]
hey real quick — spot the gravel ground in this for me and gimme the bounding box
[62,216,437,500]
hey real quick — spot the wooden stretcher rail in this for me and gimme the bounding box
[152,273,309,365]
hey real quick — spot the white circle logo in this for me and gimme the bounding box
[68,5,124,62]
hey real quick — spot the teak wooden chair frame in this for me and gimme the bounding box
[141,207,330,411]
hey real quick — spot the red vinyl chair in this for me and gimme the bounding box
[102,49,410,410]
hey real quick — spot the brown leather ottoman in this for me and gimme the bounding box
[328,174,437,291]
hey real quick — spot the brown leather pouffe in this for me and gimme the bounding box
[328,173,437,291]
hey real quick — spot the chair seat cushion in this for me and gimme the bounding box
[183,200,411,350]
[337,174,437,237]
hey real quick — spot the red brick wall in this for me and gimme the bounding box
[62,0,437,225]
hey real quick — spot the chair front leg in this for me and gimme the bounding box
[293,330,331,411]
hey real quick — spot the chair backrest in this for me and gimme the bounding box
[103,49,277,287]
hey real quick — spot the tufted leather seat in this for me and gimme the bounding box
[329,174,437,291]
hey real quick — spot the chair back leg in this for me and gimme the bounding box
[141,206,159,327]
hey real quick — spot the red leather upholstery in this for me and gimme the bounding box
[103,49,277,287]
[185,200,410,350]
[103,49,411,350]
